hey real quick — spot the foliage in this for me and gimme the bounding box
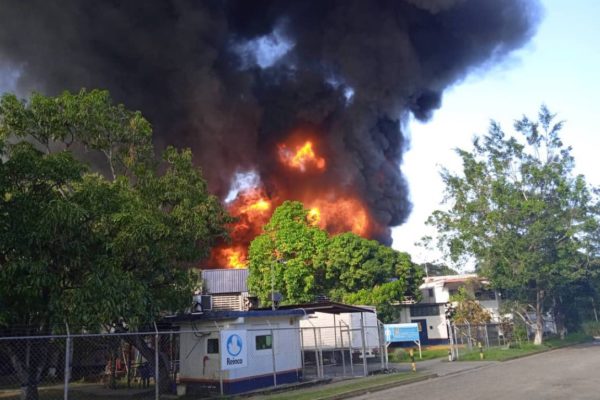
[0,90,230,333]
[0,89,153,178]
[458,332,591,362]
[247,201,329,305]
[0,90,231,397]
[248,203,423,322]
[581,320,600,337]
[426,106,599,344]
[328,234,422,321]
[388,347,448,362]
[449,287,492,324]
[418,262,459,276]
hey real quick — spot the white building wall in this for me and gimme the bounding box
[178,316,302,382]
[299,311,380,350]
[421,315,447,340]
[434,285,450,303]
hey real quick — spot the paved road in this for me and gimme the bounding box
[352,343,600,400]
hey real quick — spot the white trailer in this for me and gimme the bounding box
[300,307,381,354]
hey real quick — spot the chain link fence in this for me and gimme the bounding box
[0,323,387,399]
[448,322,511,359]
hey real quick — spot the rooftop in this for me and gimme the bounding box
[256,301,375,314]
[421,274,488,288]
[165,308,306,323]
[202,268,248,294]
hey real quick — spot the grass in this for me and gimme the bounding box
[388,347,449,363]
[0,381,155,400]
[247,372,427,400]
[457,332,592,362]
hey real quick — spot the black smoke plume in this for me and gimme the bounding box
[0,0,541,245]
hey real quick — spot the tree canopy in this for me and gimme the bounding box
[0,89,231,334]
[426,106,599,344]
[448,287,492,325]
[248,201,423,321]
[247,201,329,305]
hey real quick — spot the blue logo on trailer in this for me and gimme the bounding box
[226,334,243,356]
[384,323,420,342]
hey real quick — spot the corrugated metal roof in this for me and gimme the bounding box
[202,269,248,294]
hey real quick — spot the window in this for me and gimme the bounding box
[411,305,440,317]
[207,338,219,354]
[255,334,272,350]
[428,288,434,297]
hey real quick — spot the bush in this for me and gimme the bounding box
[581,321,600,337]
[513,324,528,343]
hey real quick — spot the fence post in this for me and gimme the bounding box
[360,313,368,377]
[447,320,453,361]
[347,324,354,376]
[154,325,159,400]
[453,324,459,360]
[64,324,71,400]
[339,322,346,376]
[377,321,384,370]
[299,328,305,379]
[312,327,320,378]
[270,328,277,387]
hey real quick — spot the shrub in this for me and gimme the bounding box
[581,321,600,337]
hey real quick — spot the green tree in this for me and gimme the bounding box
[325,233,423,321]
[0,89,153,178]
[248,201,329,305]
[418,262,459,277]
[449,287,492,325]
[248,204,423,322]
[0,90,230,397]
[426,106,599,344]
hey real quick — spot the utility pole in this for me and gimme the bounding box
[271,261,275,311]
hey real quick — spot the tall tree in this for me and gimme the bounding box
[426,106,599,344]
[248,203,423,322]
[326,233,423,321]
[247,201,329,305]
[0,90,230,397]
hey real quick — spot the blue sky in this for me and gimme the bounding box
[392,0,600,265]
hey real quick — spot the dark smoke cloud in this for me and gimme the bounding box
[0,0,541,245]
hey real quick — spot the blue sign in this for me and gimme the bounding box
[226,334,243,356]
[384,323,420,342]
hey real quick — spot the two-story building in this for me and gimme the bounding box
[396,274,501,345]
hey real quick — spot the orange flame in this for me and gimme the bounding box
[307,197,369,236]
[307,207,321,225]
[278,141,326,172]
[240,197,271,214]
[218,247,247,269]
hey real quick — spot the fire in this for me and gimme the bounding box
[205,134,377,269]
[239,197,271,214]
[215,247,247,269]
[278,141,326,172]
[205,188,272,269]
[307,197,369,236]
[307,207,321,225]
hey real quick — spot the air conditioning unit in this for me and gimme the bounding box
[192,294,212,313]
[201,295,212,311]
